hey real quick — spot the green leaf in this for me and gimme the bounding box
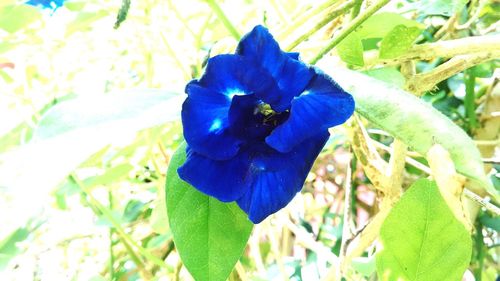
[355,12,424,39]
[317,64,498,200]
[376,179,472,281]
[379,25,422,59]
[0,5,41,33]
[166,143,253,281]
[0,227,30,270]
[337,32,364,66]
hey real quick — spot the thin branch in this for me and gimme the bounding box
[364,34,500,67]
[337,153,354,279]
[406,51,500,95]
[309,0,391,64]
[286,0,356,51]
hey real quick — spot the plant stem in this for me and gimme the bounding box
[279,0,340,40]
[204,0,241,40]
[309,0,390,64]
[286,0,356,51]
[473,221,485,281]
[465,69,478,130]
[108,190,116,281]
[364,34,500,67]
[406,51,500,95]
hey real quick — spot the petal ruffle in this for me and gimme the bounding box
[266,71,355,153]
[237,132,329,223]
[182,81,243,160]
[236,25,314,111]
[178,146,252,202]
[199,54,281,100]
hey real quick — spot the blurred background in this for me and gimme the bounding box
[0,0,498,280]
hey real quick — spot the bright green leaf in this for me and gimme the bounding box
[166,143,253,281]
[355,12,424,39]
[379,25,422,59]
[337,32,364,66]
[0,5,41,33]
[317,64,498,200]
[376,179,472,281]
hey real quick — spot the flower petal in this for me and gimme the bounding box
[182,81,243,160]
[236,132,329,223]
[236,25,314,111]
[199,54,280,99]
[178,146,252,202]
[266,71,355,153]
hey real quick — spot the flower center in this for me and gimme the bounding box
[255,103,289,127]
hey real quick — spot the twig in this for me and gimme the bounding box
[364,34,500,67]
[285,220,340,266]
[309,0,391,64]
[286,0,356,51]
[463,189,500,216]
[337,153,354,279]
[235,261,248,281]
[406,51,500,95]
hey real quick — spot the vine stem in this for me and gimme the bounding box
[279,0,341,40]
[337,153,353,280]
[285,0,356,51]
[363,34,500,67]
[204,0,241,40]
[309,0,391,65]
[406,51,500,95]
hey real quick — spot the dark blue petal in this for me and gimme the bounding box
[287,52,300,60]
[236,25,314,111]
[182,81,243,160]
[266,71,355,153]
[237,132,329,223]
[236,26,285,78]
[199,54,281,100]
[178,146,252,202]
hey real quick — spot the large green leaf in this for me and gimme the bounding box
[318,62,497,200]
[376,179,472,281]
[166,143,253,281]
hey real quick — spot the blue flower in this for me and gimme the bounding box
[178,25,354,223]
[25,0,65,10]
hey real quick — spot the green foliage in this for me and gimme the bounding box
[337,12,423,66]
[337,32,364,66]
[376,179,472,281]
[166,143,253,281]
[323,66,497,200]
[379,25,421,59]
[0,5,40,33]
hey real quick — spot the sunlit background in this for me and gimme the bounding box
[0,0,498,280]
